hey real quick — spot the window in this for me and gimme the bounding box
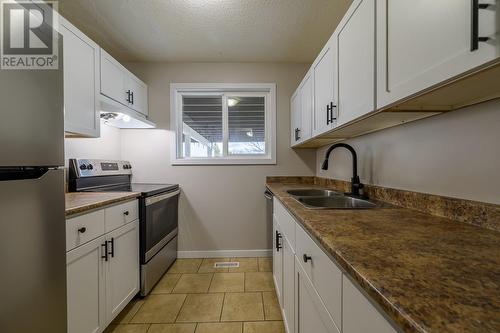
[171,83,276,165]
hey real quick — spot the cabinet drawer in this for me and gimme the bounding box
[66,210,105,252]
[104,200,138,233]
[273,197,295,250]
[295,223,342,329]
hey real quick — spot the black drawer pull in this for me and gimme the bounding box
[124,211,129,216]
[108,237,115,258]
[101,241,109,261]
[303,254,312,263]
[77,227,86,233]
[329,102,337,123]
[276,231,283,252]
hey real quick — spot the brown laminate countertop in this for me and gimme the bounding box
[65,192,141,217]
[266,181,500,333]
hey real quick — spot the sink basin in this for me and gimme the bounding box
[296,196,376,209]
[287,189,342,197]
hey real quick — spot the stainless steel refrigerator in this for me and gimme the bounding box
[0,41,67,332]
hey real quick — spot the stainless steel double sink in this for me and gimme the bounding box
[287,189,376,209]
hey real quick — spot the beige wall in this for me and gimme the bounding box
[120,62,315,253]
[65,121,122,167]
[316,99,500,205]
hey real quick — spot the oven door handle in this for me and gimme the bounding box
[145,189,180,206]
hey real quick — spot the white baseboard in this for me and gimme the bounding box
[177,249,272,258]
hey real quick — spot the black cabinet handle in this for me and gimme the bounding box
[126,90,132,103]
[124,211,129,216]
[275,231,283,252]
[77,227,86,233]
[329,102,337,123]
[131,92,134,105]
[294,128,301,141]
[101,241,109,261]
[326,104,331,125]
[108,238,115,258]
[471,0,491,51]
[303,254,312,263]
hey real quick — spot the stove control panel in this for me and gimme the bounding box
[69,159,132,178]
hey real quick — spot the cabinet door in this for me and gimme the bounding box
[67,236,106,333]
[272,217,284,306]
[314,42,336,135]
[290,91,301,145]
[282,236,295,333]
[337,0,376,126]
[100,49,127,106]
[295,225,342,329]
[61,17,100,137]
[105,220,140,324]
[300,72,313,141]
[343,277,397,333]
[294,257,340,333]
[127,76,149,117]
[377,0,499,109]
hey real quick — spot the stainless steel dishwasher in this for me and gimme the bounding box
[264,188,273,249]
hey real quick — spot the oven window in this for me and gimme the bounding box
[146,193,179,251]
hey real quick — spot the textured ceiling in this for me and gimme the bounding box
[57,0,352,63]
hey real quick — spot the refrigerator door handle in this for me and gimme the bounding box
[0,167,49,182]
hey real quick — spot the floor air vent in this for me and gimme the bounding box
[214,262,240,268]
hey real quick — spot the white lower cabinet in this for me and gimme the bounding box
[295,223,342,329]
[295,257,339,333]
[67,236,106,333]
[273,217,284,305]
[272,198,398,333]
[105,221,140,322]
[282,236,295,333]
[67,201,140,333]
[343,277,397,333]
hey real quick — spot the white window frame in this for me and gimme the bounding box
[170,83,276,165]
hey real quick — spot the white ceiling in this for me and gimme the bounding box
[57,0,352,63]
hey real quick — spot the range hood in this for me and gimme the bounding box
[100,95,155,129]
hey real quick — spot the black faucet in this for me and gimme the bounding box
[321,143,364,197]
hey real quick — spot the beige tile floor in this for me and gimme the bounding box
[105,257,284,333]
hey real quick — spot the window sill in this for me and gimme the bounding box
[171,157,276,166]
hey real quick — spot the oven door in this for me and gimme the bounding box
[142,189,180,263]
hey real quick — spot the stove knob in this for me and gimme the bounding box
[79,164,87,170]
[87,164,94,170]
[123,164,128,169]
[128,164,132,169]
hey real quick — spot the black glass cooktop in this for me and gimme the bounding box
[130,183,179,197]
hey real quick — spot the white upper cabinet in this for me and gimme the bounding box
[127,76,149,117]
[100,49,149,117]
[336,0,376,126]
[377,0,499,110]
[313,39,337,135]
[290,91,301,145]
[291,71,313,146]
[100,49,128,107]
[300,72,313,141]
[60,16,100,138]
